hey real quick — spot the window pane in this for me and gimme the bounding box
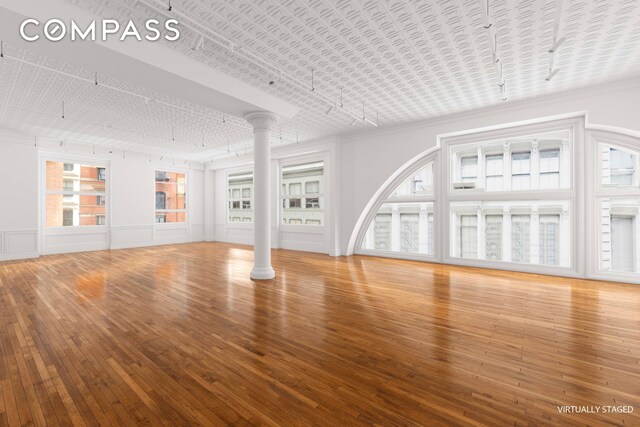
[602,145,637,188]
[46,194,107,227]
[539,215,559,266]
[305,181,320,194]
[46,161,107,192]
[155,211,186,223]
[511,215,531,263]
[485,215,503,260]
[461,156,478,182]
[282,162,324,226]
[155,172,186,210]
[390,163,434,197]
[485,154,503,191]
[598,197,638,273]
[227,172,253,223]
[459,215,478,259]
[362,202,434,255]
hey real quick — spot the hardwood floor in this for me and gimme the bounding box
[0,242,638,426]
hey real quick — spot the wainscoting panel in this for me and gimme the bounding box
[111,225,155,249]
[0,230,39,261]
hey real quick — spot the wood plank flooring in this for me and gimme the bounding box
[0,242,638,426]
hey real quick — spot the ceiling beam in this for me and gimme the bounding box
[0,0,300,120]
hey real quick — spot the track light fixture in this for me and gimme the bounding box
[0,41,4,58]
[350,119,357,126]
[324,105,334,115]
[61,101,65,119]
[168,0,172,11]
[546,68,560,81]
[310,68,315,92]
[94,72,98,86]
[548,37,565,54]
[483,0,492,29]
[191,34,204,51]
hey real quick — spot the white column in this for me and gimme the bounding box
[245,112,279,280]
[531,140,540,190]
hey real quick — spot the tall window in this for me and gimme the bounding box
[511,215,531,263]
[228,172,253,223]
[362,161,436,256]
[281,162,324,226]
[598,142,640,274]
[155,171,186,223]
[45,161,107,227]
[485,214,502,260]
[539,215,559,265]
[459,215,478,259]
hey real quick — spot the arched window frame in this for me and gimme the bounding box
[354,151,440,262]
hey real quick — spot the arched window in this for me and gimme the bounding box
[357,155,438,260]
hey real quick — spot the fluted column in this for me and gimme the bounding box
[245,112,279,280]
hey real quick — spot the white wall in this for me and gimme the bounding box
[0,132,39,260]
[341,77,640,253]
[0,130,205,260]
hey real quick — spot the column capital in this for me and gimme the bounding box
[245,111,279,132]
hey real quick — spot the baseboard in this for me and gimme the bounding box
[0,251,40,262]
